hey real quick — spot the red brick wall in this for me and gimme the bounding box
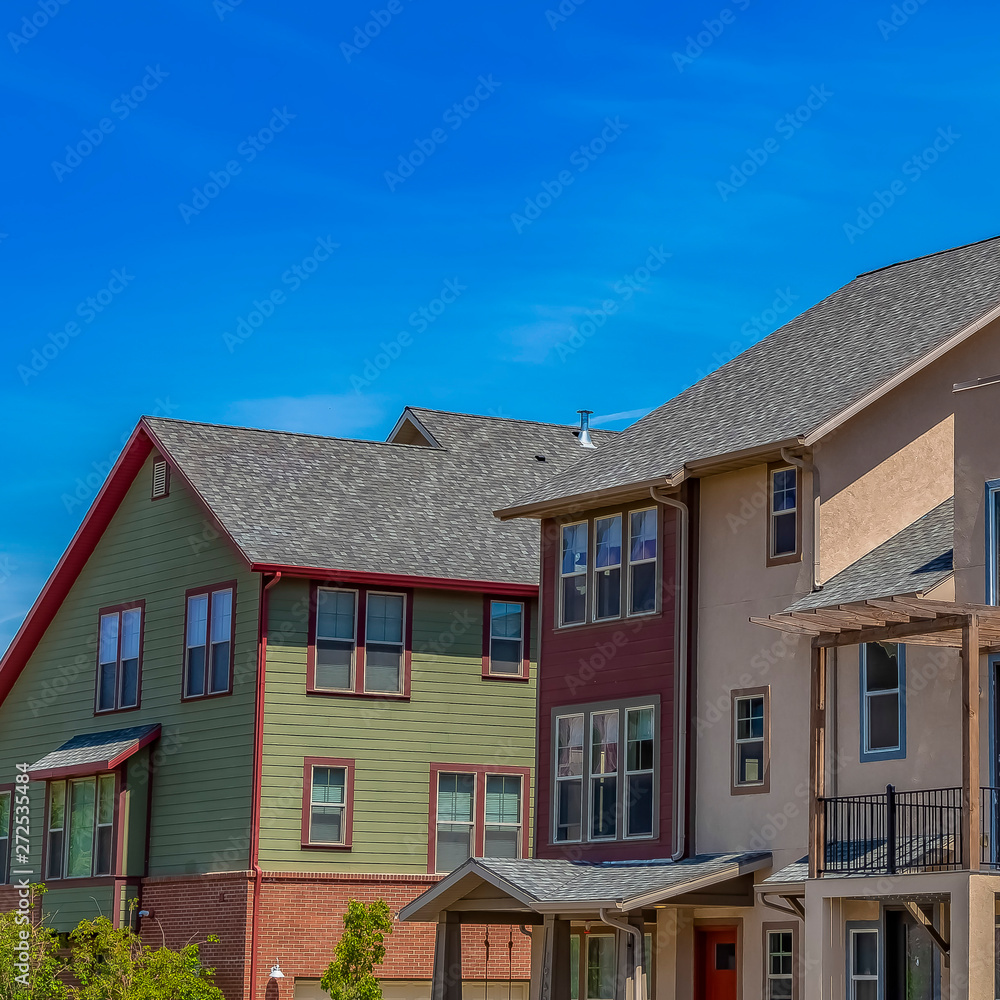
[136,871,532,1000]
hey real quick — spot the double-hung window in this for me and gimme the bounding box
[429,765,528,873]
[628,508,658,614]
[558,508,659,627]
[988,480,1000,604]
[310,585,409,696]
[860,642,905,760]
[302,758,354,848]
[485,600,527,677]
[184,585,235,699]
[96,604,143,713]
[594,515,622,620]
[554,699,658,844]
[732,688,769,792]
[561,523,589,625]
[0,789,10,884]
[849,928,878,1000]
[768,465,800,563]
[765,929,794,999]
[44,775,116,880]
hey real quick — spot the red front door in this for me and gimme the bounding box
[696,927,738,1000]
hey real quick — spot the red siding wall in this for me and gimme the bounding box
[536,504,677,862]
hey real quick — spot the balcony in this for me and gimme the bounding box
[819,785,1000,875]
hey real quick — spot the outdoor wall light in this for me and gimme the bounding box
[269,961,285,979]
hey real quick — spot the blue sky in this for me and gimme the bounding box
[2,0,997,648]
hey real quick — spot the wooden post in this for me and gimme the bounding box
[431,912,463,1000]
[962,615,980,872]
[808,642,828,879]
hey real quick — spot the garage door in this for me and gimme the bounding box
[293,980,528,1000]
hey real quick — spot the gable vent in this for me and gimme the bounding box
[151,459,169,500]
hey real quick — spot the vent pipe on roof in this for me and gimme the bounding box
[577,410,596,448]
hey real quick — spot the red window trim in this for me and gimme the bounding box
[301,757,356,849]
[41,770,122,883]
[180,581,238,701]
[306,582,413,700]
[0,783,13,885]
[426,762,531,875]
[481,595,531,682]
[93,600,145,716]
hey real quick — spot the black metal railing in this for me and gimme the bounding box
[822,785,963,875]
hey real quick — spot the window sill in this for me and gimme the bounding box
[181,689,233,703]
[765,551,802,568]
[482,673,530,683]
[93,705,142,717]
[859,748,906,763]
[300,841,353,850]
[306,688,410,701]
[731,782,770,796]
[554,612,661,634]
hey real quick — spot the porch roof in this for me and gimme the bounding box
[399,851,771,922]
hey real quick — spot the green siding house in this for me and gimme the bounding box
[0,407,612,999]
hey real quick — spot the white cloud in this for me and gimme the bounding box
[224,393,386,438]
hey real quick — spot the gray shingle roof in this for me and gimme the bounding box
[510,237,1000,509]
[29,724,161,774]
[786,498,953,612]
[473,851,770,905]
[144,409,616,587]
[760,857,807,886]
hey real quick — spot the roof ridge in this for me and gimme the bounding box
[142,415,442,452]
[857,233,1000,277]
[406,406,620,433]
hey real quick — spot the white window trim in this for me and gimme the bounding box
[624,705,656,839]
[315,586,359,692]
[484,772,524,858]
[589,709,620,841]
[734,693,766,788]
[593,514,623,622]
[435,771,477,874]
[363,590,406,695]
[553,699,659,845]
[559,521,590,627]
[554,713,585,844]
[309,764,348,846]
[488,600,525,675]
[626,506,660,618]
[860,643,906,761]
[766,930,794,1000]
[849,928,878,1000]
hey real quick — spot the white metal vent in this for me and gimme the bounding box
[151,459,169,500]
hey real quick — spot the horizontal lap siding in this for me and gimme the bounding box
[260,582,537,873]
[0,453,258,886]
[536,508,677,861]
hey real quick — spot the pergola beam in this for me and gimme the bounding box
[814,614,971,649]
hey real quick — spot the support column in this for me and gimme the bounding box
[809,643,828,879]
[962,616,980,872]
[948,875,994,1000]
[532,915,570,1000]
[431,912,463,1000]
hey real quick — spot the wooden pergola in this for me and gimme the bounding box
[752,597,1000,879]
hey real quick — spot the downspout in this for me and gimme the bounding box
[780,448,821,592]
[599,907,647,1000]
[250,571,281,998]
[649,486,689,862]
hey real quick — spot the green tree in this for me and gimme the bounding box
[320,900,394,1000]
[0,885,67,1000]
[68,910,224,1000]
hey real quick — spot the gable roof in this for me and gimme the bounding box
[785,498,953,612]
[0,408,612,705]
[143,411,615,587]
[503,236,1000,514]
